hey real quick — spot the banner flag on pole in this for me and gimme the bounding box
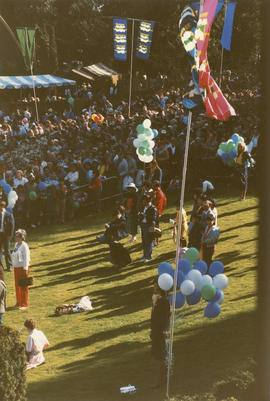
[192,1,224,18]
[113,18,128,61]
[221,2,236,50]
[16,28,35,71]
[136,20,155,60]
[179,6,204,110]
[196,0,236,121]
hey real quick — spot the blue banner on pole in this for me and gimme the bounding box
[113,18,128,61]
[136,20,155,60]
[192,1,224,18]
[221,2,236,50]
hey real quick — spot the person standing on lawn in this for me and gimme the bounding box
[201,214,220,268]
[0,201,15,272]
[0,265,6,325]
[138,194,158,262]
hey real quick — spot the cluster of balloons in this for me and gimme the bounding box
[133,119,158,163]
[217,133,245,167]
[91,113,104,124]
[157,248,229,319]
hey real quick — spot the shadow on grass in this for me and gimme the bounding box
[222,220,259,234]
[27,310,257,401]
[218,204,258,219]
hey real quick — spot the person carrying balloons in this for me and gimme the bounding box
[201,214,220,269]
[150,276,170,388]
[236,142,255,201]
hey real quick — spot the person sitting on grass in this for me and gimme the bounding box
[24,318,49,370]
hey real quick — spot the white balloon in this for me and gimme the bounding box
[180,279,195,296]
[143,119,151,129]
[187,269,202,288]
[148,140,155,149]
[8,190,18,209]
[158,273,173,291]
[133,138,141,148]
[139,154,153,163]
[137,134,147,142]
[213,274,229,290]
[217,149,223,156]
[198,274,213,290]
[217,291,224,304]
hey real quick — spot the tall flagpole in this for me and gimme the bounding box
[128,19,135,117]
[166,110,192,398]
[219,0,228,87]
[25,27,39,124]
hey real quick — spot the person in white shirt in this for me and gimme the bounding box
[24,318,49,370]
[64,164,79,188]
[12,229,30,309]
[13,170,28,188]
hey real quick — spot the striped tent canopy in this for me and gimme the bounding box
[0,74,76,89]
[72,63,119,84]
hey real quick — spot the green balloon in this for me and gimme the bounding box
[219,142,227,152]
[184,247,199,265]
[145,148,153,156]
[142,140,150,148]
[138,146,146,155]
[73,201,80,209]
[144,128,153,137]
[29,191,37,200]
[136,124,145,134]
[201,284,216,300]
[227,142,235,152]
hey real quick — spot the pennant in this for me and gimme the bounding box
[136,20,155,60]
[16,28,35,71]
[221,2,236,50]
[178,6,204,110]
[113,18,128,61]
[192,1,224,18]
[196,0,236,121]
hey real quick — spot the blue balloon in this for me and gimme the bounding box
[232,133,240,144]
[228,150,235,159]
[0,179,6,186]
[186,288,201,305]
[38,182,47,191]
[170,292,185,309]
[3,184,11,194]
[168,269,175,280]
[193,260,208,275]
[177,271,185,287]
[6,207,13,214]
[178,259,191,275]
[208,288,222,303]
[152,129,158,138]
[204,302,221,318]
[232,149,238,158]
[209,261,224,276]
[158,262,173,276]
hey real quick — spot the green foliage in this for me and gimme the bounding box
[0,326,27,401]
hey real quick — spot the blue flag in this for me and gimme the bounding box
[221,2,236,50]
[192,1,224,18]
[113,18,128,61]
[136,20,155,60]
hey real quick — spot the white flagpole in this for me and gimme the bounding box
[166,110,192,398]
[219,0,228,87]
[25,27,39,124]
[128,19,135,118]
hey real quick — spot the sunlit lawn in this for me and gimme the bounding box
[4,189,258,401]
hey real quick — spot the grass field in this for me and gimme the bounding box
[3,189,258,401]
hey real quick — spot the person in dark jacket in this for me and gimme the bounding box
[124,183,138,243]
[0,201,15,271]
[188,213,203,251]
[150,276,170,388]
[138,194,158,262]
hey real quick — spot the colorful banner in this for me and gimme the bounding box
[196,0,236,120]
[192,1,224,18]
[16,28,35,71]
[221,2,236,50]
[136,20,155,60]
[179,6,204,109]
[113,18,128,61]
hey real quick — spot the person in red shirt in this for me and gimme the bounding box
[88,170,102,212]
[152,181,167,218]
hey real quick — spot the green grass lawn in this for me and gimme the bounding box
[3,190,258,401]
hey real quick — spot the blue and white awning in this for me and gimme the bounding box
[0,74,76,89]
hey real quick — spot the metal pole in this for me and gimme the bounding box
[128,19,135,117]
[25,27,39,124]
[166,110,192,399]
[219,0,228,87]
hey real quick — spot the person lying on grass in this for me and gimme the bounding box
[24,318,49,370]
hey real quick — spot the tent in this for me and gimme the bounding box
[72,62,119,84]
[0,74,76,89]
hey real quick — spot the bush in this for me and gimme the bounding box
[0,326,27,401]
